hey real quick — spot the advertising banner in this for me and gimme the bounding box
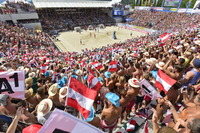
[0,71,25,99]
[163,0,180,7]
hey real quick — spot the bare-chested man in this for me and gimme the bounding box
[101,92,122,133]
[25,87,47,112]
[163,55,184,80]
[115,76,126,95]
[132,63,143,80]
[48,83,64,110]
[119,89,127,124]
[117,67,126,77]
[0,94,37,124]
[165,94,200,127]
[105,73,117,92]
[125,61,135,82]
[123,78,140,120]
[156,82,180,122]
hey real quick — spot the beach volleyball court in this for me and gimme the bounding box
[56,26,145,52]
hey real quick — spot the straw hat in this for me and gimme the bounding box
[25,88,34,99]
[48,83,58,96]
[75,69,83,76]
[59,86,68,98]
[7,68,14,71]
[143,52,149,56]
[183,43,189,47]
[24,68,29,74]
[156,62,165,70]
[175,45,183,50]
[185,52,191,56]
[114,53,120,59]
[37,99,53,116]
[18,66,24,71]
[180,40,185,44]
[128,78,140,88]
[145,58,157,65]
[194,40,200,45]
[28,72,35,78]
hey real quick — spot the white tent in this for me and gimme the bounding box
[32,0,120,8]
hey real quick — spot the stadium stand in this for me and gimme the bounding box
[126,10,200,33]
[0,1,200,133]
[37,8,116,32]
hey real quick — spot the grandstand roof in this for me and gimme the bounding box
[32,0,116,8]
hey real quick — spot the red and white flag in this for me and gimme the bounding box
[27,58,39,67]
[45,58,50,64]
[108,61,118,72]
[158,33,173,43]
[66,78,98,119]
[87,75,102,91]
[40,64,48,73]
[39,56,45,62]
[155,70,176,94]
[79,61,87,67]
[90,62,103,70]
[142,121,149,133]
[21,54,28,62]
[88,66,95,76]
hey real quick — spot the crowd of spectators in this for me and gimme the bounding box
[0,9,200,133]
[0,2,35,15]
[126,10,200,33]
[38,9,116,32]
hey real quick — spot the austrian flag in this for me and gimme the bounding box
[66,78,98,119]
[88,67,95,76]
[40,64,48,73]
[108,61,118,72]
[87,75,102,91]
[155,70,176,94]
[79,61,87,67]
[90,62,103,70]
[158,33,173,43]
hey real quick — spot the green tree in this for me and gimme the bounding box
[121,0,197,8]
[180,0,197,8]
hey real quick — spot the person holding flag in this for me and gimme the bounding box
[66,77,98,119]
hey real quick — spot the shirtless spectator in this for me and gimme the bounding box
[163,55,184,80]
[124,78,140,120]
[165,93,200,127]
[115,76,126,95]
[48,83,64,110]
[0,94,37,124]
[132,63,143,80]
[125,61,135,82]
[101,92,122,133]
[105,73,117,92]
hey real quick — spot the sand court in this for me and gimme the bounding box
[56,26,145,53]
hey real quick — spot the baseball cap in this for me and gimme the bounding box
[0,94,9,106]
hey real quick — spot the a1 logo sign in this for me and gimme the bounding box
[0,73,19,94]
